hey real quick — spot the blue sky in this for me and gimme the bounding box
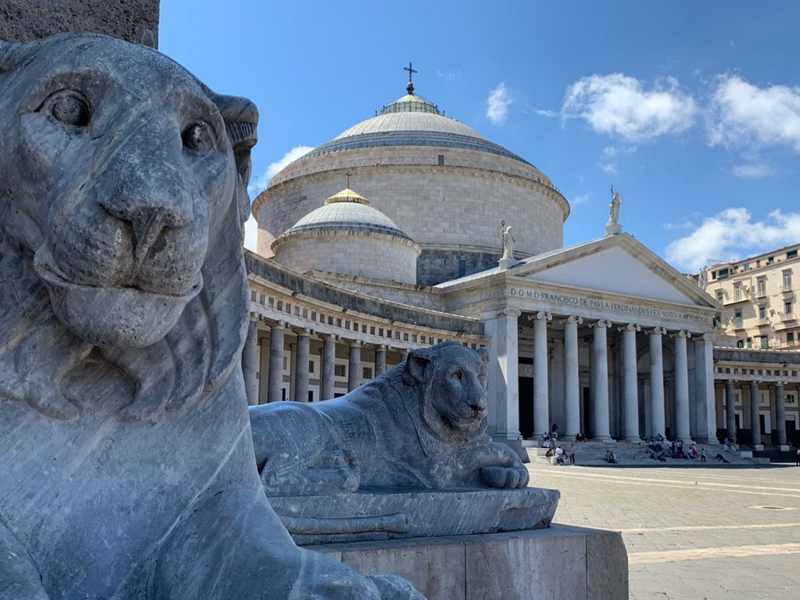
[160,1,800,273]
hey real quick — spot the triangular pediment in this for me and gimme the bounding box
[510,234,719,309]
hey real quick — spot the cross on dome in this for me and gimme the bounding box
[404,61,417,94]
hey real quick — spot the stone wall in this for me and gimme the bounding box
[273,230,419,285]
[255,146,568,273]
[0,0,160,47]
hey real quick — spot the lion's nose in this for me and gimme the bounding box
[470,403,486,414]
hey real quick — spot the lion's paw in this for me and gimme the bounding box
[480,465,529,489]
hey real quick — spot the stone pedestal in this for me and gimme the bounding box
[312,524,628,600]
[605,222,622,236]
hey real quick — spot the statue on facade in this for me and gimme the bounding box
[501,221,516,261]
[605,189,624,236]
[608,190,623,224]
[0,33,422,600]
[698,266,709,291]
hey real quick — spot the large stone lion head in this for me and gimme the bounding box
[402,342,490,437]
[0,34,257,421]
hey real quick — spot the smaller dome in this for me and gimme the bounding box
[272,188,420,284]
[379,92,441,115]
[280,188,413,242]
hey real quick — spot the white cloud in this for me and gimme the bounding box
[731,163,776,179]
[598,145,636,175]
[248,145,314,197]
[436,68,461,82]
[243,214,258,252]
[571,194,590,206]
[562,73,697,142]
[486,82,512,125]
[708,75,800,152]
[665,208,800,272]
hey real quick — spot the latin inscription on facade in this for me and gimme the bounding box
[509,288,711,325]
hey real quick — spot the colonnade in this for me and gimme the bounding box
[241,317,400,404]
[485,308,717,445]
[724,379,788,446]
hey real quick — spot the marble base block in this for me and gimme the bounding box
[312,524,629,600]
[269,486,560,545]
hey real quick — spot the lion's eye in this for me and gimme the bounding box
[452,370,462,381]
[48,91,91,127]
[182,121,214,153]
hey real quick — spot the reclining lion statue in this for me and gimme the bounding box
[250,342,530,496]
[0,33,422,600]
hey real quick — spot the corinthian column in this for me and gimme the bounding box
[242,318,260,406]
[673,330,692,442]
[591,320,612,442]
[483,308,522,441]
[620,323,641,441]
[563,315,583,440]
[530,311,552,437]
[267,321,286,402]
[648,327,666,438]
[293,329,310,402]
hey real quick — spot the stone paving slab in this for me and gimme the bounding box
[526,463,800,600]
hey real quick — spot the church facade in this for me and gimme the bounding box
[244,77,800,450]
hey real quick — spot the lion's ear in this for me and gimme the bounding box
[212,93,259,184]
[402,348,435,386]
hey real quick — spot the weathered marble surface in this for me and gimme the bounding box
[271,487,560,545]
[0,33,422,600]
[314,525,629,600]
[250,342,530,496]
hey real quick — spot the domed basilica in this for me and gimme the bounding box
[243,70,796,453]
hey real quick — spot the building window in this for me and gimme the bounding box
[788,332,795,344]
[760,336,769,349]
[334,364,346,378]
[734,310,742,328]
[783,270,792,290]
[757,277,766,297]
[363,367,373,379]
[716,289,724,303]
[746,337,752,348]
[250,290,257,301]
[788,249,798,259]
[734,284,743,301]
[736,339,744,348]
[759,305,767,320]
[785,301,793,315]
[308,360,315,374]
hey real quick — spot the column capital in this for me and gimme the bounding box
[373,344,387,351]
[775,380,786,388]
[501,307,522,318]
[291,327,311,337]
[528,311,552,322]
[267,319,288,330]
[618,323,641,333]
[700,333,715,342]
[647,326,667,336]
[318,332,338,342]
[751,379,762,385]
[347,339,363,348]
[561,315,584,325]
[727,379,738,384]
[589,319,613,329]
[671,329,692,339]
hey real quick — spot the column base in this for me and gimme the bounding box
[752,444,764,451]
[779,444,791,451]
[622,437,642,443]
[592,437,616,444]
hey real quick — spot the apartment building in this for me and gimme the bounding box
[706,243,799,350]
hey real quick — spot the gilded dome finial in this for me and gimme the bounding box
[404,61,417,95]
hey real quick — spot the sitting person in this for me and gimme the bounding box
[605,450,618,464]
[555,446,565,465]
[545,447,554,458]
[715,452,730,463]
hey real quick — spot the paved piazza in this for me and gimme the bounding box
[529,464,800,600]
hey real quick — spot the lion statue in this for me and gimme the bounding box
[250,342,530,496]
[0,34,422,600]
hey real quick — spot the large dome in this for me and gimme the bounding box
[254,84,570,285]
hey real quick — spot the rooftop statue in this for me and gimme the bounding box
[501,224,516,261]
[0,33,422,600]
[608,190,623,224]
